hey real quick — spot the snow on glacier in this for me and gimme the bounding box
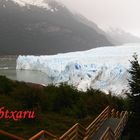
[12,0,50,9]
[16,44,140,95]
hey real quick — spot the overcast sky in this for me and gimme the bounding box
[56,0,140,37]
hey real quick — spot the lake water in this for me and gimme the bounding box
[0,56,52,85]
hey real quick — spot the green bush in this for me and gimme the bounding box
[0,76,13,95]
[12,84,42,110]
[0,76,129,137]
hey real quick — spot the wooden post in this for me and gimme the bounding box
[116,111,120,118]
[76,123,79,140]
[120,111,124,118]
[107,106,111,119]
[111,109,116,118]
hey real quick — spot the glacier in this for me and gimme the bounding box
[16,44,140,95]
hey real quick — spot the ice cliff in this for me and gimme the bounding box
[16,44,140,95]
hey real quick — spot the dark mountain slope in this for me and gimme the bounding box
[0,0,112,55]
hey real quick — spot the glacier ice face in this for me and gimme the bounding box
[16,44,140,95]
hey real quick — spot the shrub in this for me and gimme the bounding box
[0,76,13,95]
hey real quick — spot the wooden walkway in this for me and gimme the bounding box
[0,106,128,140]
[91,118,120,140]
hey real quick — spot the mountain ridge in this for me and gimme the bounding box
[0,0,112,55]
[105,28,140,45]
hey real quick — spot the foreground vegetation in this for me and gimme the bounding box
[122,54,140,140]
[0,76,128,139]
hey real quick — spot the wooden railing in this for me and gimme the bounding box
[84,106,110,140]
[99,109,129,140]
[114,111,128,139]
[29,130,58,140]
[59,123,86,140]
[0,106,128,140]
[0,130,25,140]
[99,127,114,140]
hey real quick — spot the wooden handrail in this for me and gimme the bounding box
[59,123,86,140]
[85,106,110,139]
[44,130,58,139]
[0,106,128,140]
[59,123,78,140]
[99,127,114,140]
[0,130,25,140]
[29,130,58,140]
[29,130,45,140]
[59,106,111,140]
[99,110,128,140]
[86,106,110,130]
[114,111,128,139]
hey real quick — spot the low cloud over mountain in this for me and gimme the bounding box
[0,0,112,55]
